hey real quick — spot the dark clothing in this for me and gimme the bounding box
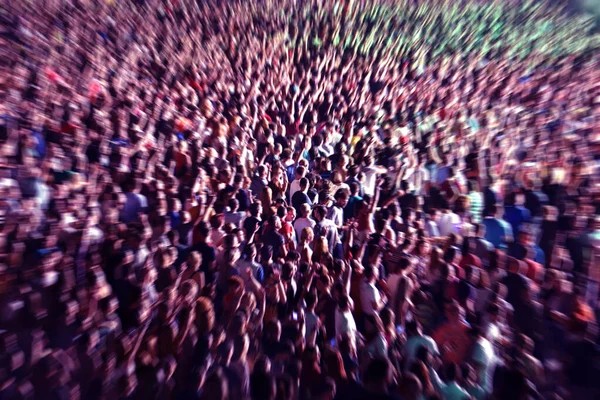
[249,175,267,197]
[243,216,261,238]
[236,188,250,212]
[508,242,528,261]
[344,195,362,221]
[567,337,599,387]
[566,233,592,276]
[457,280,474,308]
[262,230,286,259]
[292,190,312,216]
[501,272,528,308]
[538,220,557,268]
[483,187,498,213]
[524,189,548,218]
[192,242,216,284]
[503,205,531,237]
[513,300,543,341]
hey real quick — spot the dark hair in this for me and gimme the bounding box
[444,362,460,381]
[299,177,309,189]
[228,198,239,211]
[196,220,210,237]
[364,264,376,280]
[250,371,276,400]
[305,290,317,309]
[364,358,390,385]
[338,295,350,310]
[249,202,261,217]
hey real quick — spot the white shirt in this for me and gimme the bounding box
[224,210,245,228]
[294,217,315,242]
[365,333,388,359]
[335,308,357,341]
[360,280,381,316]
[327,205,344,228]
[362,166,378,197]
[438,211,461,237]
[289,179,302,201]
[120,192,147,223]
[442,382,471,400]
[404,335,439,369]
[305,311,319,341]
[412,166,431,195]
[426,220,440,238]
[386,273,403,310]
[430,367,471,400]
[471,337,495,392]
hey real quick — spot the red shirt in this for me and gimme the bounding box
[433,321,472,364]
[460,254,482,270]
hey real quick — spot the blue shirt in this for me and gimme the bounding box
[483,217,513,250]
[168,211,181,228]
[344,195,362,221]
[503,205,531,236]
[533,244,545,265]
[433,165,451,185]
[32,130,46,159]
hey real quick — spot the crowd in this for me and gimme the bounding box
[1,0,600,399]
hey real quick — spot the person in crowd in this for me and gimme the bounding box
[0,0,598,399]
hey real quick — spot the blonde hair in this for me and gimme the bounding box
[301,226,314,243]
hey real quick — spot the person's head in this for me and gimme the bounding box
[406,320,422,337]
[445,301,462,323]
[196,220,211,242]
[398,372,423,400]
[444,362,460,382]
[268,215,282,231]
[313,205,327,222]
[364,358,392,392]
[363,264,378,283]
[486,204,498,218]
[467,180,479,193]
[200,367,229,400]
[299,177,309,192]
[285,206,296,222]
[249,202,262,217]
[257,165,268,179]
[254,355,271,375]
[301,226,314,243]
[295,165,306,180]
[275,374,295,400]
[443,246,460,264]
[323,348,347,384]
[195,297,215,336]
[334,189,349,207]
[363,314,384,337]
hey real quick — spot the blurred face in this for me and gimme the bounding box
[286,209,296,222]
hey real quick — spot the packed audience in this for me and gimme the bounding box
[1,0,600,399]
